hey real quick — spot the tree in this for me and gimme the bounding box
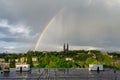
[26,51,33,67]
[86,57,95,64]
[66,61,77,68]
[46,61,57,68]
[103,54,112,67]
[10,59,15,68]
[4,56,9,62]
[55,59,67,68]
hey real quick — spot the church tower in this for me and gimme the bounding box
[67,43,69,52]
[63,43,65,53]
[63,43,69,55]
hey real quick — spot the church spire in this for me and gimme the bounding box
[63,43,69,56]
[67,43,69,52]
[63,43,65,53]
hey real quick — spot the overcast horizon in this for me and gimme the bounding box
[0,0,120,53]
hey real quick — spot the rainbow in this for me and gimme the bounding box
[34,8,64,51]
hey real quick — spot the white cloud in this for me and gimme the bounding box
[69,46,104,51]
[9,24,30,36]
[4,46,15,49]
[0,44,34,53]
[105,0,120,6]
[0,19,30,37]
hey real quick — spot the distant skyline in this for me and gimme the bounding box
[0,0,120,53]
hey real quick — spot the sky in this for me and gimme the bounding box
[0,0,120,53]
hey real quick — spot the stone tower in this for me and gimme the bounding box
[63,43,69,55]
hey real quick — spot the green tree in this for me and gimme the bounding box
[46,61,57,68]
[86,57,95,64]
[10,59,15,68]
[35,53,50,68]
[103,54,112,67]
[92,61,100,64]
[4,56,9,62]
[55,59,67,68]
[116,64,120,70]
[95,53,104,62]
[67,61,77,68]
[26,51,33,67]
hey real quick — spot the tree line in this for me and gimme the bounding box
[1,50,120,69]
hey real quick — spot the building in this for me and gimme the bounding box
[32,57,37,62]
[15,59,19,63]
[65,57,73,61]
[0,63,10,70]
[0,58,5,62]
[89,64,104,71]
[20,57,27,63]
[16,64,30,72]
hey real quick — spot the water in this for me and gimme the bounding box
[0,68,119,80]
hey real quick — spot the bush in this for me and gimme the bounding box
[116,64,120,70]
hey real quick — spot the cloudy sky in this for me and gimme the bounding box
[0,0,120,53]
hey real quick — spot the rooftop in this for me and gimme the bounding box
[0,68,119,80]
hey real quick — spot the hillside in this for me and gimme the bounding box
[0,50,120,69]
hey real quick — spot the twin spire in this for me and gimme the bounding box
[63,43,69,53]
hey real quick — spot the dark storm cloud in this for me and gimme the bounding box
[0,0,65,33]
[0,0,120,52]
[0,27,10,35]
[0,37,33,43]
